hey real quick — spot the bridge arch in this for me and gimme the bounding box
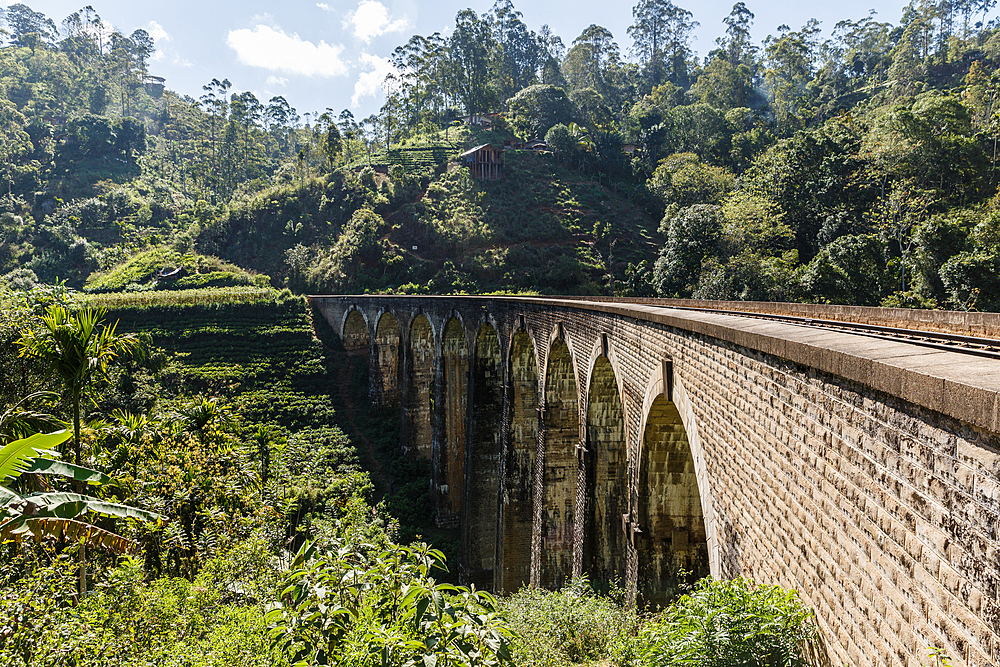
[341,308,369,351]
[500,329,538,593]
[583,353,627,593]
[466,321,503,588]
[635,370,711,609]
[372,311,402,405]
[406,314,435,458]
[437,316,468,526]
[540,335,579,589]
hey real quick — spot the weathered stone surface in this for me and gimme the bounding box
[406,314,435,458]
[311,295,1000,667]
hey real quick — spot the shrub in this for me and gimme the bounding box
[640,576,818,667]
[500,576,638,667]
[267,539,511,667]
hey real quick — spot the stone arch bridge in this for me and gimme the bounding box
[310,295,1000,667]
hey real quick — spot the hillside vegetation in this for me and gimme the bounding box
[0,0,998,308]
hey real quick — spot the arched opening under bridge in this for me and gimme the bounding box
[407,314,435,458]
[373,312,401,405]
[437,318,467,527]
[583,355,627,593]
[637,394,709,608]
[499,330,537,593]
[466,322,503,589]
[540,337,579,590]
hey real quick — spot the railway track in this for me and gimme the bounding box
[657,304,1000,361]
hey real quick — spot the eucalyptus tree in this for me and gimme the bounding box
[231,90,264,179]
[450,9,498,114]
[1,3,59,47]
[391,33,451,134]
[719,2,756,67]
[562,25,620,96]
[200,77,232,173]
[628,0,698,88]
[487,0,543,103]
[763,20,821,135]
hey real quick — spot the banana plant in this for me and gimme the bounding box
[0,429,163,555]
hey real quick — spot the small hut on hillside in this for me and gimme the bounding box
[460,144,504,181]
[460,113,499,129]
[144,75,166,97]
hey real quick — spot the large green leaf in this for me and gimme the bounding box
[0,430,71,483]
[0,486,19,506]
[0,516,140,554]
[24,458,113,485]
[21,491,164,524]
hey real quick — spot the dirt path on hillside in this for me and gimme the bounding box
[332,351,390,499]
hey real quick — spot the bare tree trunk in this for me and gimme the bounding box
[74,394,87,596]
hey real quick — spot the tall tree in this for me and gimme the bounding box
[17,306,142,595]
[200,77,232,177]
[763,20,821,135]
[628,0,698,88]
[718,2,756,67]
[487,0,542,102]
[1,3,58,47]
[562,25,620,96]
[449,9,497,114]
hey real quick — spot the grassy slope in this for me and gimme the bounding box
[387,150,660,295]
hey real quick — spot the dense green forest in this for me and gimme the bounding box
[0,0,998,307]
[0,0,994,664]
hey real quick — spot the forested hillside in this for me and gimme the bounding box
[0,0,998,307]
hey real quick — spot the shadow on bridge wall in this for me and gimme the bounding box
[321,299,713,607]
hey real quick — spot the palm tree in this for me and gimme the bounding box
[16,305,143,594]
[16,306,142,469]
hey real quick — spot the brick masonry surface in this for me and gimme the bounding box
[312,295,1000,667]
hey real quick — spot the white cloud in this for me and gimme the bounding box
[352,52,396,106]
[317,2,333,10]
[345,0,407,43]
[147,20,171,43]
[173,55,193,68]
[227,24,348,77]
[267,76,288,86]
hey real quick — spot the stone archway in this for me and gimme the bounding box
[583,355,627,593]
[373,312,401,405]
[438,318,467,527]
[407,314,435,458]
[342,310,369,352]
[636,394,709,608]
[466,322,503,589]
[499,330,537,593]
[540,337,578,590]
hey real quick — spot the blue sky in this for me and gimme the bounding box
[5,1,996,120]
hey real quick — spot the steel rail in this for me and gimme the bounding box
[656,304,1000,361]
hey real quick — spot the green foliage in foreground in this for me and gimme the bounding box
[500,577,640,667]
[640,576,819,667]
[0,540,287,667]
[269,540,511,667]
